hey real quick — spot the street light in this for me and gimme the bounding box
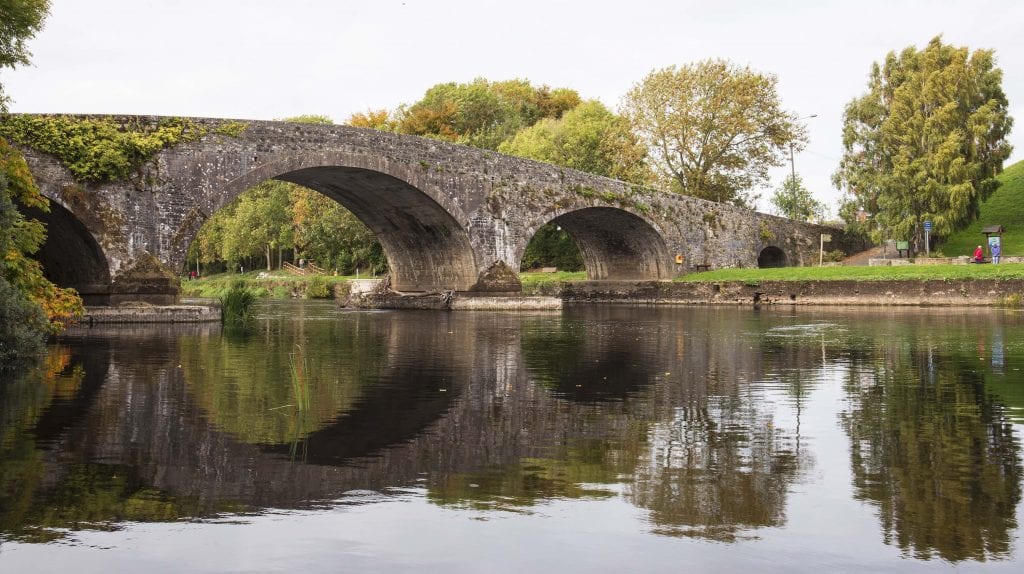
[789,114,818,180]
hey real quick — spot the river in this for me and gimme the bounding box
[1,301,1022,572]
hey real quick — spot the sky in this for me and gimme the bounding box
[3,0,1024,214]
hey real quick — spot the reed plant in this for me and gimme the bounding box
[220,280,256,326]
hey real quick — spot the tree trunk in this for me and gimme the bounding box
[265,244,272,271]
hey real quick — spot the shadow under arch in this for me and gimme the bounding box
[757,246,787,268]
[195,159,479,293]
[18,200,111,303]
[524,207,672,280]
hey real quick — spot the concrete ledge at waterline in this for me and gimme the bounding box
[450,296,562,310]
[84,304,221,324]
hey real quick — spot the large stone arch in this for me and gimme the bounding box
[518,207,673,280]
[185,152,480,293]
[18,199,112,304]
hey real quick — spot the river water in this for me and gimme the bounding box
[1,301,1023,573]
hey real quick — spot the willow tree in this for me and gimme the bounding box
[833,37,1013,250]
[621,59,805,208]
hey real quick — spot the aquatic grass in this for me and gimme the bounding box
[287,344,312,413]
[220,280,256,326]
[997,293,1022,308]
[287,344,313,462]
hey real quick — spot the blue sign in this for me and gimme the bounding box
[924,221,932,232]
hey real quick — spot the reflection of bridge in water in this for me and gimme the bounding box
[8,306,1022,557]
[17,308,805,541]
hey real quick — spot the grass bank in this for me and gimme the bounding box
[519,271,586,286]
[180,271,354,299]
[940,159,1024,256]
[677,262,1024,283]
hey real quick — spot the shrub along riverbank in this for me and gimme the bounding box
[180,271,354,299]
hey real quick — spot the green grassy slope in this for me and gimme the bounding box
[940,159,1024,256]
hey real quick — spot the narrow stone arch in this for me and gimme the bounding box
[18,199,112,304]
[188,158,480,293]
[757,246,788,268]
[520,207,673,280]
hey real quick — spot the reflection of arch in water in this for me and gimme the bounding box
[519,207,673,280]
[757,246,787,268]
[520,306,666,402]
[261,313,471,464]
[176,307,472,465]
[18,201,112,303]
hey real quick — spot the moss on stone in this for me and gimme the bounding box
[0,115,204,183]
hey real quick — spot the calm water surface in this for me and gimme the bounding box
[1,302,1023,573]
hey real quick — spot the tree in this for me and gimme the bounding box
[346,109,397,131]
[833,37,1013,249]
[220,180,293,271]
[499,100,651,185]
[397,78,580,150]
[0,139,82,334]
[621,59,806,208]
[289,187,386,275]
[771,174,824,221]
[0,0,50,110]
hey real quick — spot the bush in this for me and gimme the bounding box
[305,275,331,299]
[0,277,48,363]
[220,280,256,326]
[271,286,292,299]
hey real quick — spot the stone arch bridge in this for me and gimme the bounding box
[10,115,848,303]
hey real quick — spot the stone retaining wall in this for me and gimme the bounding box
[532,279,1024,307]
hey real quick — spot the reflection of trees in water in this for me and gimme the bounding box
[627,395,799,541]
[178,311,387,445]
[841,351,1022,562]
[0,346,191,543]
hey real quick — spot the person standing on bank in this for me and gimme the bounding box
[991,242,1001,264]
[974,245,984,263]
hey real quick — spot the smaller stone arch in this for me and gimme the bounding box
[757,246,788,268]
[523,207,673,280]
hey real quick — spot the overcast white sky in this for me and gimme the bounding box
[3,0,1023,213]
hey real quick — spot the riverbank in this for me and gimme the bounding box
[522,278,1024,307]
[177,266,1024,310]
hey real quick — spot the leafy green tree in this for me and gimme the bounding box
[220,180,293,271]
[833,37,1013,249]
[398,78,580,150]
[621,59,806,208]
[499,100,651,185]
[289,187,386,275]
[0,0,50,110]
[771,174,824,221]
